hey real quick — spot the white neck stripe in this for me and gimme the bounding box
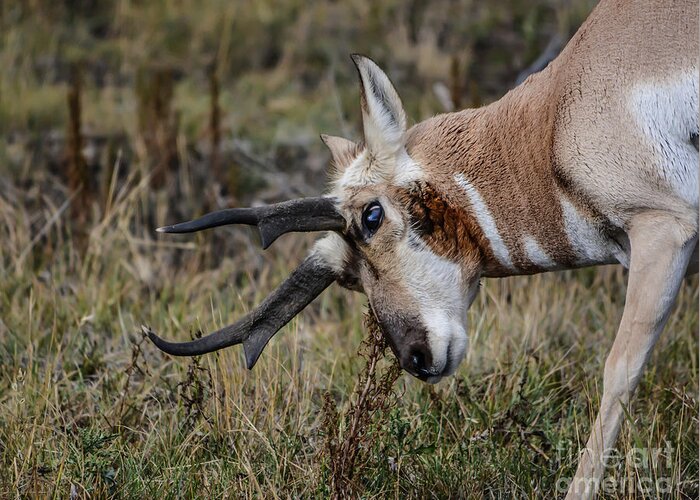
[454,173,516,271]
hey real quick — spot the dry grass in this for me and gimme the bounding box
[0,160,696,498]
[321,312,402,498]
[0,0,697,498]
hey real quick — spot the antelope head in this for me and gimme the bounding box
[149,55,479,383]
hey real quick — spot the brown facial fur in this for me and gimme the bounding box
[337,185,420,306]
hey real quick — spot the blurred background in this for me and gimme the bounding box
[2,1,697,498]
[1,0,595,213]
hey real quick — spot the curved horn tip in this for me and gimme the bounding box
[243,343,260,370]
[145,327,166,348]
[245,353,258,370]
[155,226,166,233]
[143,326,181,356]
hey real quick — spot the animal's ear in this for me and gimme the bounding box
[320,134,358,174]
[351,54,407,160]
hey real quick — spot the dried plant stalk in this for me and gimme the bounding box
[322,310,402,498]
[136,65,178,189]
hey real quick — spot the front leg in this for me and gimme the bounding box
[566,211,697,499]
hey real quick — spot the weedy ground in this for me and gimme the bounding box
[0,1,697,498]
[0,168,697,499]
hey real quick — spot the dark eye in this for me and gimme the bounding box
[362,202,384,235]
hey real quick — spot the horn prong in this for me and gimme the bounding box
[243,333,272,369]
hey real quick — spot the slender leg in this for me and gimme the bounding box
[566,211,697,499]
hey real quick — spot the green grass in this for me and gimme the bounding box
[0,0,697,497]
[0,170,697,498]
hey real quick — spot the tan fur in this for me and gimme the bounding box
[566,211,696,499]
[401,0,698,276]
[406,98,579,274]
[553,0,698,227]
[317,1,698,496]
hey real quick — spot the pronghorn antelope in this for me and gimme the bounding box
[148,0,698,497]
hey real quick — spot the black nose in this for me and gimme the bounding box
[409,348,433,378]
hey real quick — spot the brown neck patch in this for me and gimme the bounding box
[397,181,505,275]
[405,73,579,275]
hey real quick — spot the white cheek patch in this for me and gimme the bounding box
[629,69,699,208]
[454,173,516,272]
[312,233,350,275]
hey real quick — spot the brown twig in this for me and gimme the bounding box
[322,310,402,498]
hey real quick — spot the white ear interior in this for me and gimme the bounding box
[352,54,407,161]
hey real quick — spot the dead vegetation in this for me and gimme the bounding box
[0,0,697,498]
[322,311,402,497]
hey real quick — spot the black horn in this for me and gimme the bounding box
[157,197,345,249]
[147,255,337,369]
